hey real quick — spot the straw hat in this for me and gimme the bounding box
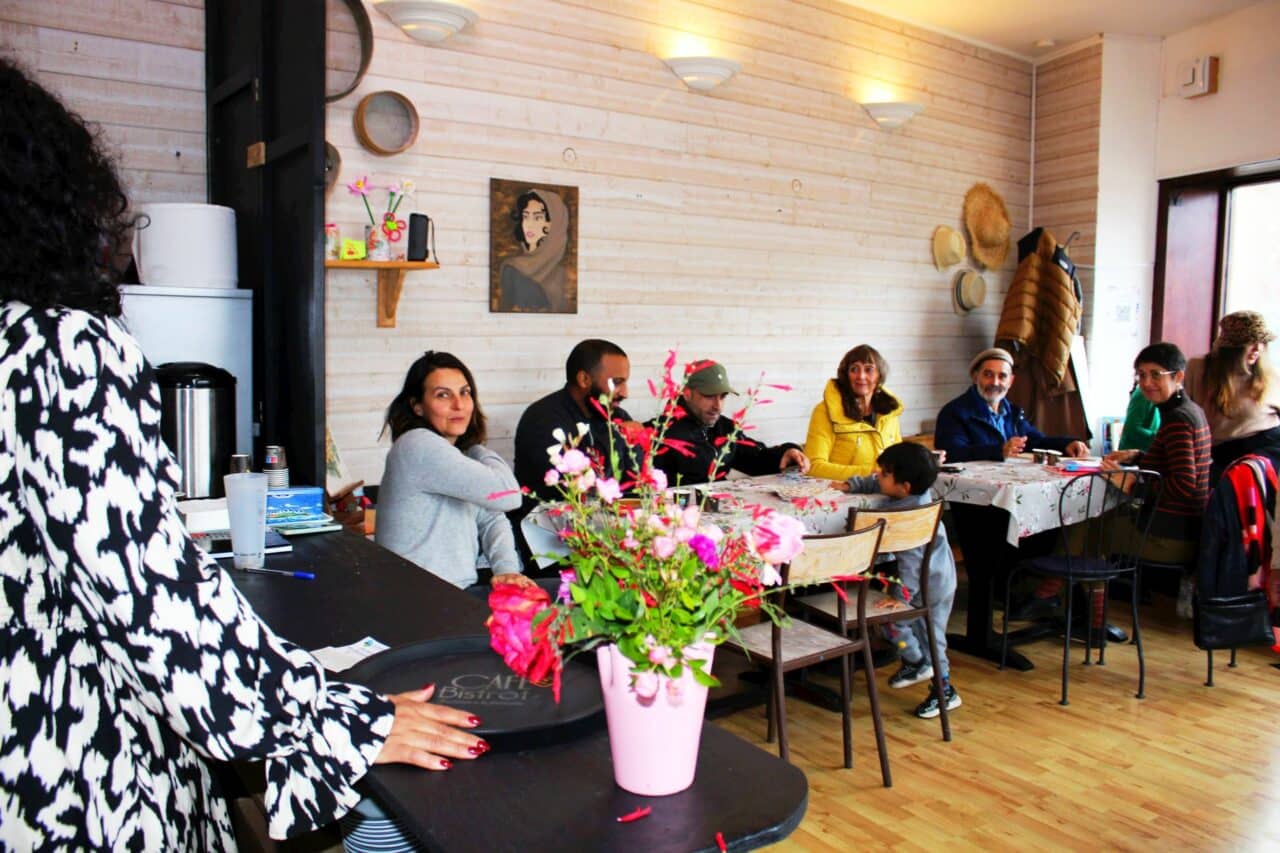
[954,269,986,313]
[932,226,965,270]
[963,183,1012,270]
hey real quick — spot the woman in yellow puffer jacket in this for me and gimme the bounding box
[804,344,904,480]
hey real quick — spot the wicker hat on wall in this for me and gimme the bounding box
[932,226,965,270]
[964,183,1012,270]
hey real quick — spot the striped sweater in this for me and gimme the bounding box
[1134,390,1212,540]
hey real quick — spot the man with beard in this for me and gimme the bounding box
[935,347,1088,463]
[513,338,638,503]
[934,348,1119,651]
[655,360,808,486]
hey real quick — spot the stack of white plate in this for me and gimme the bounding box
[339,805,421,852]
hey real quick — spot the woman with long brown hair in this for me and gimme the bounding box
[376,350,533,593]
[804,344,904,480]
[1184,311,1280,480]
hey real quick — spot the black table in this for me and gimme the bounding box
[227,531,808,851]
[945,504,1058,671]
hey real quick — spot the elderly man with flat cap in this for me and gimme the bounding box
[936,347,1124,650]
[655,361,810,486]
[935,347,1089,463]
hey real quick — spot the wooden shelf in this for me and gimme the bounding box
[324,259,439,327]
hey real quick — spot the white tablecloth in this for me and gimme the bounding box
[931,459,1111,546]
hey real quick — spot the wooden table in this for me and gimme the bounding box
[226,530,808,851]
[931,459,1111,671]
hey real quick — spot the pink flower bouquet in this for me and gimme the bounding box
[487,352,808,699]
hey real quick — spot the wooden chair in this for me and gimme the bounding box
[794,502,952,742]
[999,469,1163,705]
[725,520,889,781]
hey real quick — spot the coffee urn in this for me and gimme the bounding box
[156,362,236,498]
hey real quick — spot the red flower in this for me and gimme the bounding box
[487,583,563,701]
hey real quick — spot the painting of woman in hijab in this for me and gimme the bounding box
[489,178,578,313]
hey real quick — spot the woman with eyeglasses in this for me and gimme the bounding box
[1103,343,1212,567]
[1183,311,1280,481]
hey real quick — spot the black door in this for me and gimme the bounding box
[207,0,326,488]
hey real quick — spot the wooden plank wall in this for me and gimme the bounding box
[326,0,1034,485]
[0,1,207,206]
[1031,43,1100,266]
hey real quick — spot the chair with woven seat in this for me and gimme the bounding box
[726,520,889,781]
[793,501,951,742]
[999,469,1163,705]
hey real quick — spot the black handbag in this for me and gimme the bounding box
[1193,589,1274,650]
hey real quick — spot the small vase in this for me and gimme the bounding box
[364,224,390,261]
[596,642,713,796]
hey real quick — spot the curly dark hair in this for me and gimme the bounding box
[0,58,131,317]
[835,344,897,421]
[382,351,487,450]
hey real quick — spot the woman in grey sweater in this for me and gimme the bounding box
[375,351,532,592]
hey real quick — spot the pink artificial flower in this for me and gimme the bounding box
[652,535,678,559]
[556,569,576,604]
[751,510,806,565]
[347,175,372,196]
[648,644,676,667]
[573,469,596,492]
[622,532,641,550]
[674,526,696,544]
[558,448,591,474]
[648,467,668,492]
[666,678,684,704]
[544,469,561,486]
[633,670,660,699]
[596,477,622,503]
[688,534,720,568]
[760,562,783,587]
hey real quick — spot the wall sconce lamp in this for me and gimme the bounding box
[663,56,741,92]
[861,101,924,130]
[374,0,477,43]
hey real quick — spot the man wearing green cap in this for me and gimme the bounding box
[655,360,809,485]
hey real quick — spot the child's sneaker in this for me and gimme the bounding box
[914,683,961,719]
[888,659,934,688]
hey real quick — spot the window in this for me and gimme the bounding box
[1222,179,1280,335]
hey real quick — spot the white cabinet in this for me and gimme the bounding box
[120,285,253,454]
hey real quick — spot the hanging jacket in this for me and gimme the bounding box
[803,379,903,480]
[995,228,1082,389]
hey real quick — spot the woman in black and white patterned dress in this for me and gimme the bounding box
[0,59,487,849]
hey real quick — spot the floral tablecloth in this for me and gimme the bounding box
[931,459,1111,546]
[523,473,886,567]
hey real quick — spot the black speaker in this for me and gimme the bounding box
[408,213,430,262]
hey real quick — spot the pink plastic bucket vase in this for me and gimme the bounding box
[596,642,713,796]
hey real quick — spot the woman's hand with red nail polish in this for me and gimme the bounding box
[373,685,485,771]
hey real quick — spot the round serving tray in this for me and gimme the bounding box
[343,635,604,751]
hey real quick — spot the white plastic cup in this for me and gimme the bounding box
[224,472,269,569]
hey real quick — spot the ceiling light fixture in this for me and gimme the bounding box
[373,0,477,43]
[663,56,741,92]
[860,101,924,130]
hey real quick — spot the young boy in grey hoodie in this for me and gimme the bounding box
[832,442,961,719]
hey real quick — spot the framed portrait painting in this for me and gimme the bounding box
[489,178,579,313]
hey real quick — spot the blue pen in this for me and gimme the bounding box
[242,566,315,580]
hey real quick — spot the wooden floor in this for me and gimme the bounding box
[713,598,1280,851]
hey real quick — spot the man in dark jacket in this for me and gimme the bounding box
[935,347,1088,463]
[513,338,638,502]
[655,361,808,486]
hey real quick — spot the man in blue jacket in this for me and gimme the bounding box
[935,347,1088,463]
